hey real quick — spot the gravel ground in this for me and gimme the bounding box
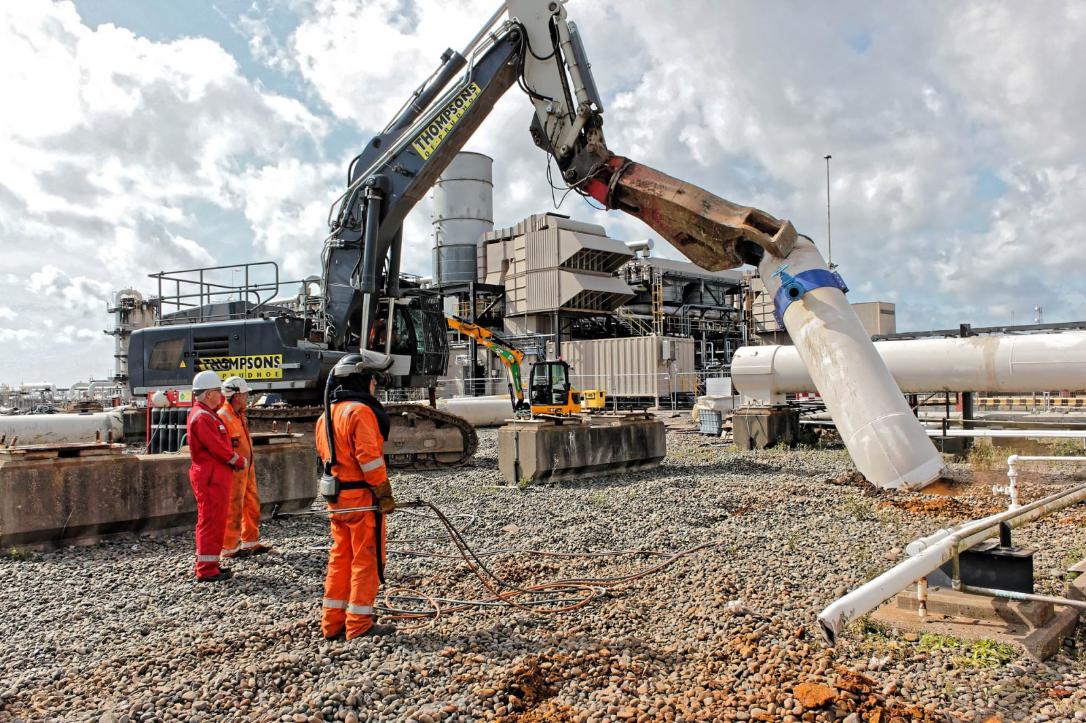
[2,423,1085,722]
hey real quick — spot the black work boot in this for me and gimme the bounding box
[359,622,396,638]
[197,568,233,582]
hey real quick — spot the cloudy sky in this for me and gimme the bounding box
[1,0,1084,385]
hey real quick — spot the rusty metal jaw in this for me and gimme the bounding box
[581,155,797,270]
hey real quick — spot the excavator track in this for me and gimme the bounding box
[383,403,478,469]
[248,403,478,470]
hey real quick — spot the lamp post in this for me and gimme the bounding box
[824,154,833,267]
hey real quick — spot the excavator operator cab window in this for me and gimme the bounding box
[529,362,570,406]
[389,306,416,356]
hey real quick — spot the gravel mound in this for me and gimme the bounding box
[1,426,1085,721]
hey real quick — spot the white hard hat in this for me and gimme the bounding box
[192,370,223,393]
[221,376,250,397]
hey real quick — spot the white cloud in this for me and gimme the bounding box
[54,325,102,345]
[0,306,15,321]
[0,1,331,383]
[27,265,112,317]
[289,0,500,129]
[0,328,40,347]
[227,158,341,279]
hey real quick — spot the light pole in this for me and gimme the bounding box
[824,154,833,266]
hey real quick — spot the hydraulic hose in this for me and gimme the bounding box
[270,498,719,631]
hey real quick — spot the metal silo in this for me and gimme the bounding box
[432,152,493,287]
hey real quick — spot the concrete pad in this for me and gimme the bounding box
[873,586,1081,661]
[497,413,665,484]
[1068,573,1086,603]
[895,587,1052,629]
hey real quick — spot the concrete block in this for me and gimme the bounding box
[0,438,315,548]
[873,586,1081,661]
[732,407,799,450]
[1068,572,1086,603]
[895,586,1052,629]
[498,414,665,484]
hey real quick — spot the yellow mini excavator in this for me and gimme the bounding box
[447,316,581,416]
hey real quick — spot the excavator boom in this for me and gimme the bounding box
[447,316,527,412]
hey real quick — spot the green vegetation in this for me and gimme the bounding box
[516,474,535,491]
[1047,438,1086,457]
[850,614,892,640]
[966,441,1001,469]
[1060,546,1085,575]
[918,633,1017,668]
[842,493,876,521]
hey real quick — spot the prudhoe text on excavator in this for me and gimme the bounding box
[127,0,800,472]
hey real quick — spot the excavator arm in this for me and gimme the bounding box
[322,0,795,359]
[447,316,528,413]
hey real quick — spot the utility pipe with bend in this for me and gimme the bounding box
[817,479,1086,645]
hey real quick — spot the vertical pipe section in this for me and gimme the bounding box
[758,236,944,489]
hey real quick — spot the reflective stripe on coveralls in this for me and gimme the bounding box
[315,401,389,639]
[320,599,374,616]
[359,457,385,473]
[187,403,236,578]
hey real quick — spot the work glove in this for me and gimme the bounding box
[232,456,248,471]
[374,481,396,514]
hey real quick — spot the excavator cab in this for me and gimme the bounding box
[528,361,580,416]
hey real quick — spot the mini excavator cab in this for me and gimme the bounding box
[528,360,580,416]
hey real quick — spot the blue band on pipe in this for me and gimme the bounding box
[772,269,849,325]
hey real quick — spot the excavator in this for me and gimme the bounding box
[128,0,798,470]
[446,316,581,416]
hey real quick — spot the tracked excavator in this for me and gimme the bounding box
[133,0,900,478]
[447,316,583,416]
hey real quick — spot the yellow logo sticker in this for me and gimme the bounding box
[197,354,284,380]
[411,82,482,160]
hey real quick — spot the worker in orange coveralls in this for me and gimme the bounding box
[315,353,397,640]
[217,375,271,559]
[187,370,248,582]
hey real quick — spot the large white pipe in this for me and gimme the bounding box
[758,236,944,489]
[0,410,124,446]
[436,395,514,427]
[734,331,1086,402]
